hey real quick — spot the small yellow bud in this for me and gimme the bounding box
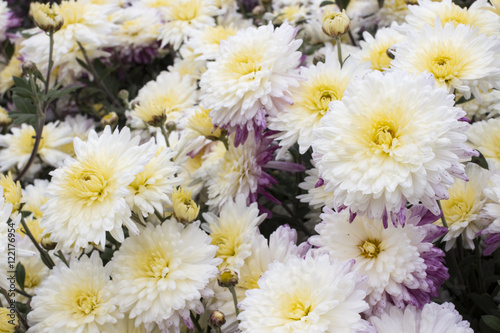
[252,5,265,16]
[100,112,119,128]
[0,173,22,214]
[209,310,226,329]
[322,8,350,38]
[172,187,199,223]
[0,106,12,126]
[217,268,239,288]
[0,307,18,333]
[165,121,177,132]
[41,234,57,250]
[30,2,64,33]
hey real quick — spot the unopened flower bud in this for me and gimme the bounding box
[217,268,239,288]
[0,107,12,126]
[322,8,350,38]
[252,5,265,16]
[118,89,129,103]
[30,2,64,33]
[172,187,199,223]
[405,0,418,4]
[313,54,326,65]
[101,112,118,128]
[165,121,176,132]
[41,234,56,250]
[209,310,226,328]
[22,61,37,76]
[0,308,18,333]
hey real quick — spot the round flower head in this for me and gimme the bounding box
[404,0,500,37]
[310,207,448,315]
[27,252,123,333]
[467,117,500,170]
[0,307,18,333]
[131,70,197,127]
[110,221,221,332]
[368,302,473,333]
[0,186,21,291]
[437,162,493,251]
[312,70,476,227]
[157,0,219,50]
[200,22,302,143]
[269,53,370,157]
[238,251,369,332]
[202,194,266,271]
[391,22,500,101]
[479,173,500,255]
[21,179,50,219]
[0,0,20,42]
[0,122,73,172]
[41,126,156,254]
[357,26,405,71]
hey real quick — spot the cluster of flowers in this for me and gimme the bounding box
[0,0,500,331]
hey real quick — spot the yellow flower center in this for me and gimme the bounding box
[74,291,99,316]
[439,4,471,27]
[187,108,222,138]
[441,185,476,225]
[0,173,22,213]
[67,162,111,205]
[18,126,45,155]
[145,251,169,279]
[370,119,401,154]
[284,298,312,321]
[303,75,346,116]
[368,44,393,71]
[58,1,87,27]
[171,0,200,21]
[205,25,237,45]
[359,238,381,258]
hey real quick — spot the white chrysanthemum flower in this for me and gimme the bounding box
[131,70,197,127]
[375,0,409,26]
[15,238,50,301]
[405,0,500,36]
[437,163,493,250]
[110,6,161,60]
[200,22,302,136]
[0,1,11,42]
[310,208,447,315]
[312,70,475,225]
[0,186,21,291]
[205,134,274,211]
[460,89,500,121]
[269,54,369,157]
[110,221,221,332]
[21,0,117,84]
[202,194,266,271]
[391,22,500,100]
[186,24,238,61]
[0,50,22,95]
[27,252,123,333]
[480,173,500,254]
[239,251,368,332]
[127,145,183,218]
[357,26,405,71]
[21,179,50,219]
[268,0,310,25]
[157,0,219,49]
[41,126,156,254]
[297,166,335,209]
[369,302,473,333]
[467,118,500,169]
[0,122,73,172]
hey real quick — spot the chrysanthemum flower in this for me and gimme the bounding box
[0,172,22,214]
[375,0,409,26]
[27,253,123,333]
[368,302,473,333]
[0,186,21,291]
[157,0,219,49]
[0,50,22,95]
[0,0,20,42]
[131,70,197,127]
[405,0,500,37]
[312,70,476,226]
[310,207,447,315]
[269,54,369,157]
[202,194,266,271]
[21,0,117,84]
[437,163,493,251]
[467,118,500,169]
[238,251,369,332]
[479,174,500,255]
[0,122,73,172]
[41,126,156,254]
[186,21,241,61]
[110,221,221,332]
[460,89,500,121]
[205,133,277,211]
[357,26,405,71]
[21,179,49,219]
[391,22,500,100]
[200,22,302,143]
[127,145,182,218]
[297,166,335,210]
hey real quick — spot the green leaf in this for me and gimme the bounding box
[44,84,84,103]
[470,293,498,314]
[335,0,350,9]
[471,150,489,170]
[320,0,335,6]
[10,95,38,126]
[483,316,500,331]
[12,76,31,90]
[377,0,384,8]
[15,262,25,291]
[76,58,90,71]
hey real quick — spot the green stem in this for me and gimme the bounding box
[437,200,448,228]
[56,250,69,267]
[15,288,32,299]
[44,31,54,97]
[76,41,121,108]
[228,286,240,318]
[160,126,170,148]
[336,36,343,67]
[20,218,55,269]
[190,311,202,332]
